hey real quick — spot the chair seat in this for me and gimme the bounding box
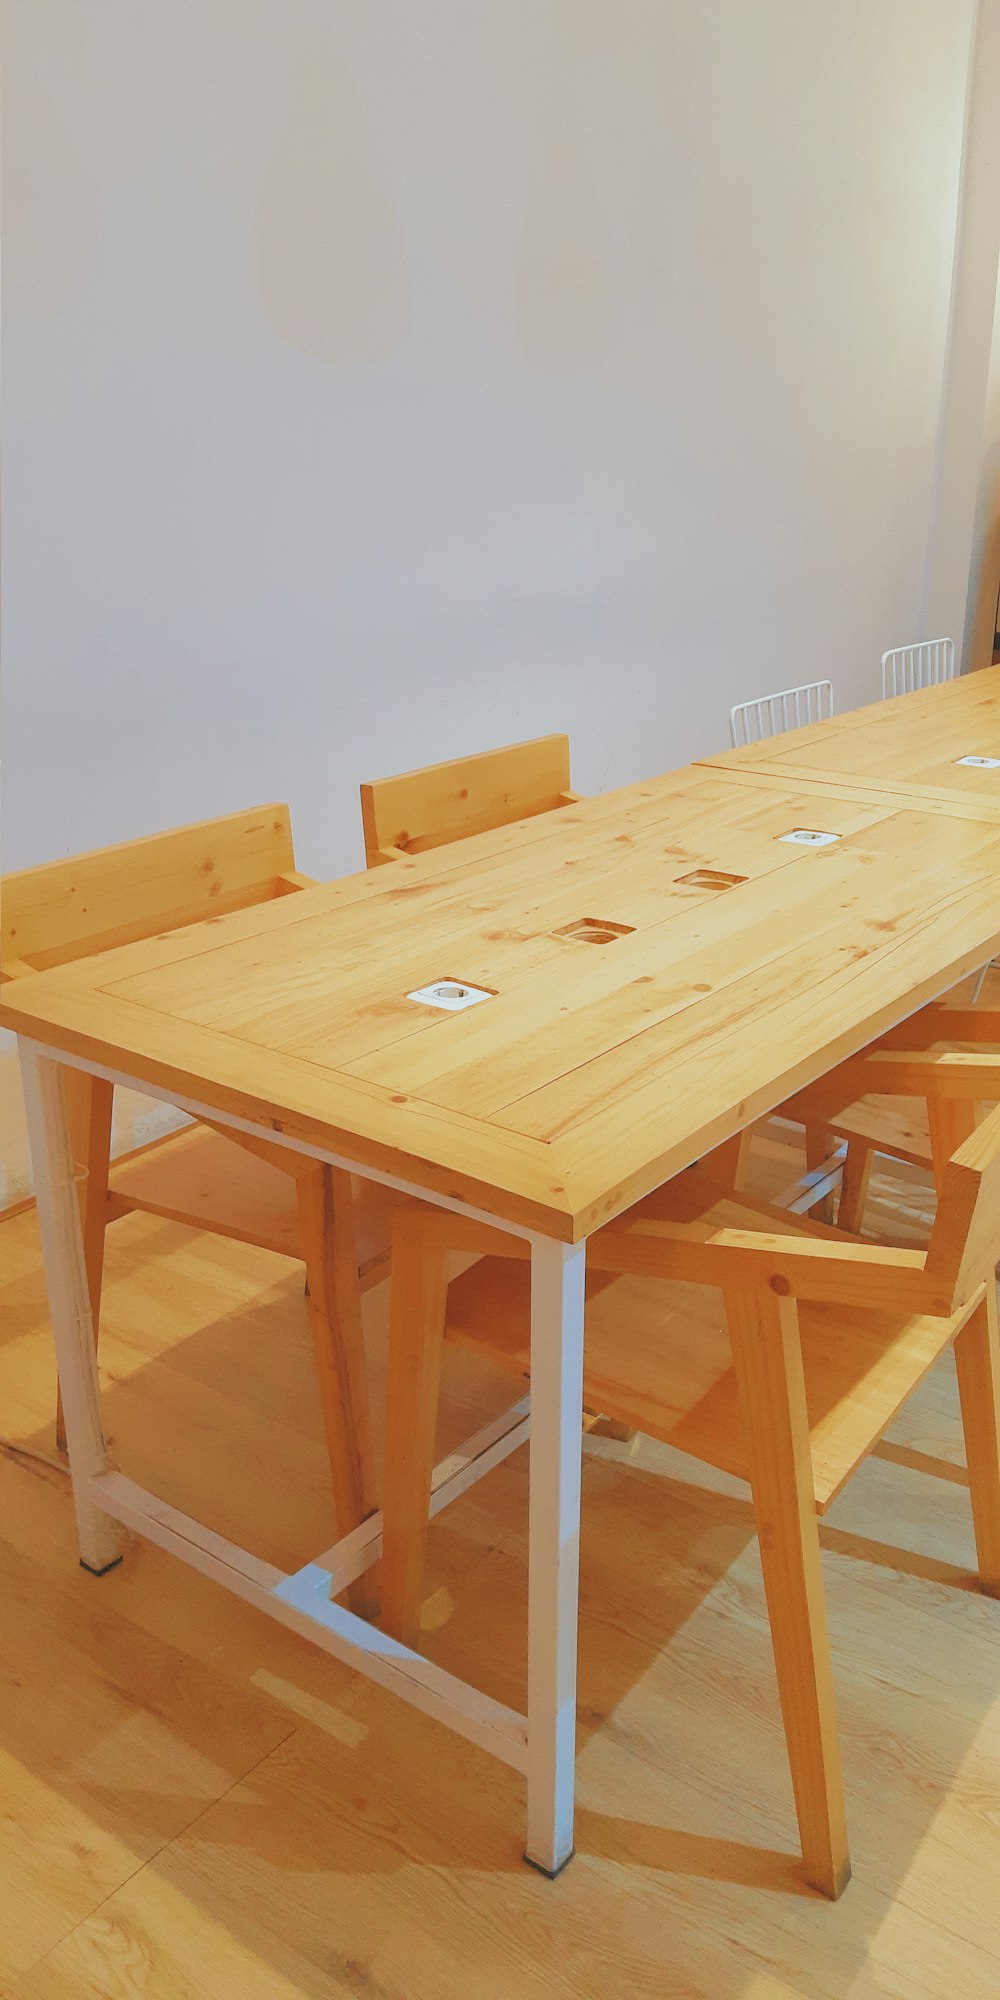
[822,1095,931,1170]
[108,1125,396,1286]
[442,1184,970,1510]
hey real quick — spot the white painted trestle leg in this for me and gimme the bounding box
[525,1235,587,1875]
[18,1043,123,1575]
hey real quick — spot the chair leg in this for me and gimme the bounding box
[837,1140,873,1235]
[927,1099,977,1185]
[726,1286,851,1899]
[380,1218,451,1649]
[970,961,990,1005]
[705,1128,753,1191]
[296,1166,377,1620]
[954,1286,1000,1597]
[55,1072,113,1453]
[586,1414,637,1443]
[805,1125,836,1224]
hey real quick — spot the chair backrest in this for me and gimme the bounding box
[925,1100,1000,1306]
[360,735,575,866]
[729,680,834,750]
[881,637,955,701]
[1,806,301,978]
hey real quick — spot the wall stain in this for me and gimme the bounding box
[258,23,407,365]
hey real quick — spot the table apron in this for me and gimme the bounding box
[14,1035,549,1244]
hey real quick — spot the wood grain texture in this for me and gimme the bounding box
[360,734,574,864]
[954,1284,1000,1596]
[836,1138,874,1233]
[725,1285,850,1899]
[380,1213,452,1648]
[1,805,297,973]
[55,1068,114,1452]
[7,754,1000,1238]
[107,1124,305,1254]
[296,1165,377,1620]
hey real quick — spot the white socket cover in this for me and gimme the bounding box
[407,979,493,1011]
[955,754,1000,768]
[778,828,841,847]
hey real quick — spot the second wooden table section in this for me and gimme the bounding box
[703,664,1000,819]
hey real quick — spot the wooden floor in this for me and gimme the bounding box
[3,1126,1000,1997]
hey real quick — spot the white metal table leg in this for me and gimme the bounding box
[525,1236,587,1875]
[19,1043,123,1575]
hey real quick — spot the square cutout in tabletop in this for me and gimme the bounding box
[554,918,636,946]
[675,869,747,891]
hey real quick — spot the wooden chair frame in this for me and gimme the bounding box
[777,1003,1000,1232]
[2,808,384,1614]
[377,1103,1000,1897]
[359,735,579,867]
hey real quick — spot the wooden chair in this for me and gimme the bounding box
[377,1113,1000,1897]
[775,1004,1000,1233]
[1,807,393,1614]
[359,734,579,866]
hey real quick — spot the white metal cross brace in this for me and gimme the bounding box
[18,1037,587,1876]
[773,1143,848,1216]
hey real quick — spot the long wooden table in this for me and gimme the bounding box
[6,698,1000,1875]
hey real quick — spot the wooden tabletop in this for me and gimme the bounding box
[701,665,1000,817]
[6,749,1000,1240]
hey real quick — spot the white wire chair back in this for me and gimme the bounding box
[729,679,834,750]
[881,637,955,700]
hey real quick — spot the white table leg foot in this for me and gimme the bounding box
[19,1044,123,1576]
[525,1236,586,1876]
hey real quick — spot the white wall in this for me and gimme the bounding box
[1,0,994,1199]
[2,0,983,874]
[964,277,1000,669]
[926,0,1000,646]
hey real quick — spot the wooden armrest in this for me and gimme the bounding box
[781,999,1000,1122]
[779,1052,911,1124]
[392,1201,941,1314]
[825,1048,1000,1102]
[878,1004,1000,1048]
[783,1043,1000,1124]
[589,1218,938,1312]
